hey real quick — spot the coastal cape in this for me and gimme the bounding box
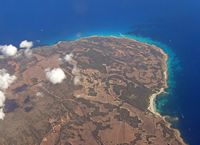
[0,36,186,145]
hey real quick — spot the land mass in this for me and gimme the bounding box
[0,36,186,145]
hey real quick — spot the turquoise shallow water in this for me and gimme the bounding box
[0,0,200,144]
[118,35,180,113]
[66,32,188,143]
[52,31,181,118]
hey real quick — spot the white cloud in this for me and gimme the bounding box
[0,69,16,90]
[19,40,33,49]
[0,45,18,57]
[0,69,16,120]
[0,91,5,120]
[36,92,43,97]
[64,53,73,63]
[24,48,33,58]
[45,68,66,84]
[0,108,5,120]
[72,65,80,75]
[74,76,81,85]
[72,65,82,86]
[20,40,33,57]
[63,53,82,85]
[0,91,5,107]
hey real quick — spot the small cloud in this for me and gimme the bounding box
[71,64,82,86]
[0,45,18,57]
[36,92,43,97]
[0,69,16,90]
[74,75,81,85]
[64,53,73,63]
[72,65,80,75]
[63,53,82,85]
[0,108,5,120]
[19,40,34,58]
[0,69,16,120]
[0,91,5,120]
[0,91,5,107]
[72,65,82,86]
[24,48,33,58]
[19,40,33,49]
[45,68,66,84]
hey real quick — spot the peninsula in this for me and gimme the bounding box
[0,36,186,145]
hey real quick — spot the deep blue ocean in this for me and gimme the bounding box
[0,0,200,144]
